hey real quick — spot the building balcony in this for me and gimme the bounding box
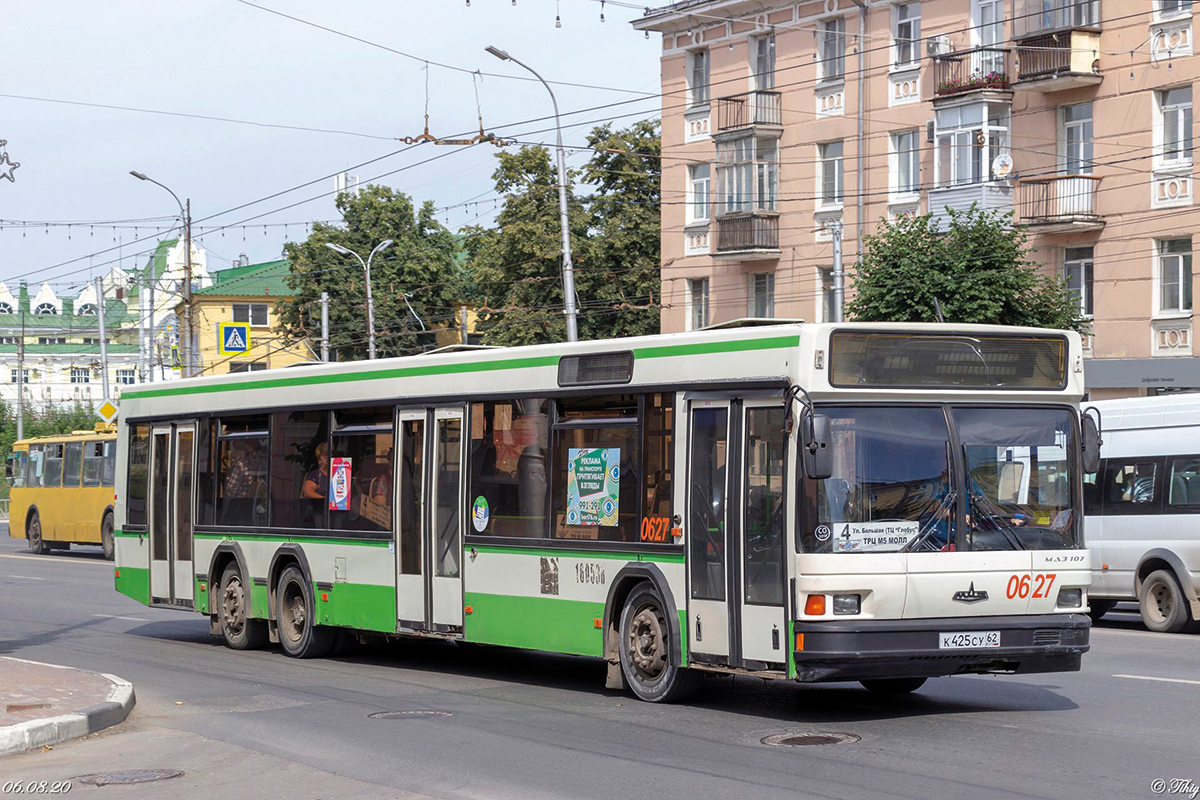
[715,91,782,136]
[1014,30,1102,91]
[928,181,1013,229]
[933,47,1012,99]
[714,212,780,259]
[1016,175,1104,232]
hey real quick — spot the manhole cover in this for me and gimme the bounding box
[75,769,185,786]
[761,732,861,747]
[368,710,453,719]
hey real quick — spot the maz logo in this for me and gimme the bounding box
[952,582,989,603]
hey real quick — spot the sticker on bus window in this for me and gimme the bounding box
[329,458,351,511]
[832,520,918,552]
[567,447,619,526]
[472,496,490,531]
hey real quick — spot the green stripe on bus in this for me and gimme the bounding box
[113,529,141,538]
[120,335,799,401]
[465,592,604,657]
[114,566,150,606]
[192,531,391,548]
[469,543,684,564]
[316,582,396,633]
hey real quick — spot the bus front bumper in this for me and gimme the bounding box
[792,614,1091,683]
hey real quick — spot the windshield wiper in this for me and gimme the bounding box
[902,490,957,553]
[967,487,1027,551]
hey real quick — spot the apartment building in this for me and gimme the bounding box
[633,0,1200,397]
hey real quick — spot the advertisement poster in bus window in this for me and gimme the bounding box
[566,447,620,526]
[330,457,351,511]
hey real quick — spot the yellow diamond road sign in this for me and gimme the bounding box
[98,400,118,423]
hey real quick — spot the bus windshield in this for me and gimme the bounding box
[804,406,1080,553]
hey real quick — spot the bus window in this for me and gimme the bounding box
[1104,460,1160,513]
[63,442,83,487]
[270,410,328,529]
[744,406,786,605]
[197,420,216,526]
[83,442,105,487]
[469,399,549,538]
[102,440,116,487]
[44,443,64,487]
[126,424,151,526]
[1166,457,1200,509]
[551,397,639,543]
[642,393,674,526]
[218,415,269,527]
[330,407,394,533]
[12,452,27,488]
[27,445,44,487]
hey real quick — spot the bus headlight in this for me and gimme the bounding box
[832,594,861,615]
[1056,588,1083,609]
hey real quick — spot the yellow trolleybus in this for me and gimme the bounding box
[8,425,118,559]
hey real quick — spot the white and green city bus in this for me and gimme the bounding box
[113,322,1097,701]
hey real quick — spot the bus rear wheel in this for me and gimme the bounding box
[27,512,47,555]
[219,563,267,650]
[618,584,697,703]
[275,564,334,659]
[1140,570,1191,634]
[101,513,115,561]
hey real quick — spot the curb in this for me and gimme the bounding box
[0,659,136,757]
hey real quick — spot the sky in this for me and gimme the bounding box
[0,0,662,296]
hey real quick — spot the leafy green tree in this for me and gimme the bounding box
[277,186,465,360]
[846,206,1086,332]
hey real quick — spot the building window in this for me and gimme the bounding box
[688,163,711,223]
[33,303,57,315]
[716,136,778,214]
[894,3,921,67]
[38,337,67,345]
[820,141,845,205]
[1160,0,1192,17]
[892,130,921,195]
[81,337,99,345]
[1159,238,1193,314]
[0,336,18,345]
[688,49,710,106]
[232,303,269,327]
[117,369,136,385]
[0,302,14,314]
[76,303,98,316]
[1160,87,1193,164]
[11,368,29,384]
[687,278,710,330]
[70,367,90,384]
[752,33,775,90]
[935,102,1009,187]
[230,361,268,373]
[819,18,846,81]
[1064,247,1094,317]
[1063,103,1094,174]
[749,273,775,318]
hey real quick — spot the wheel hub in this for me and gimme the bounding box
[627,605,666,680]
[222,580,245,636]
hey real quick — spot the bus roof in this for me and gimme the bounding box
[13,427,117,448]
[1084,393,1200,432]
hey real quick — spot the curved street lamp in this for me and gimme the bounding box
[325,239,393,359]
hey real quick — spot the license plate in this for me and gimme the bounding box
[939,631,1001,649]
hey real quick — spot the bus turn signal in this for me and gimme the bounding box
[804,595,826,616]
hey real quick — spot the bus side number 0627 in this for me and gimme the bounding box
[1006,573,1056,599]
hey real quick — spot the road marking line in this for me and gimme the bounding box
[91,614,150,622]
[1113,673,1200,686]
[7,574,45,580]
[0,553,109,566]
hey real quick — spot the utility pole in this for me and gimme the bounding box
[147,276,156,382]
[320,291,330,361]
[460,305,469,345]
[16,299,24,441]
[95,277,110,402]
[831,222,845,323]
[182,198,193,377]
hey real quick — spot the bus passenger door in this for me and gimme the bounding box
[428,408,465,630]
[172,425,195,604]
[149,427,173,602]
[686,399,734,664]
[396,411,427,627]
[148,423,195,606]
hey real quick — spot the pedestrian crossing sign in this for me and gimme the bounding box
[218,322,251,356]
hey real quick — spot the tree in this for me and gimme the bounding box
[466,120,662,346]
[277,186,465,360]
[845,205,1086,332]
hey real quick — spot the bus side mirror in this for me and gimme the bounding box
[803,413,832,480]
[1081,413,1102,474]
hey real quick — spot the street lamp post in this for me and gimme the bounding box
[325,240,393,359]
[485,45,579,342]
[129,170,194,376]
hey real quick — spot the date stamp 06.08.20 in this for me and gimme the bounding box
[1,781,71,795]
[1153,779,1200,799]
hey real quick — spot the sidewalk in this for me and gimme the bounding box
[0,657,135,757]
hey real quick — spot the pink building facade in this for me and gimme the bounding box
[634,0,1200,397]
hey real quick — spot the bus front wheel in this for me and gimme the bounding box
[275,564,335,659]
[27,512,46,555]
[1140,570,1191,634]
[219,563,267,650]
[1087,599,1117,622]
[101,513,115,561]
[618,584,697,703]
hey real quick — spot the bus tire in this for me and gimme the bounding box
[860,677,928,694]
[1087,599,1117,622]
[1140,569,1190,634]
[275,564,334,658]
[101,513,115,561]
[27,512,47,555]
[618,584,697,703]
[219,562,267,650]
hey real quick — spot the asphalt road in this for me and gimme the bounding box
[2,525,1198,800]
